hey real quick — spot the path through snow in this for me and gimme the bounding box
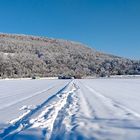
[0,79,140,140]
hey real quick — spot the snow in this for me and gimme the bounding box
[0,78,140,139]
[0,79,70,122]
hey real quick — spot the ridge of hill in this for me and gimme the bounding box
[0,33,140,78]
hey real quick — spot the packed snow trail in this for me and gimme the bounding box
[0,81,80,140]
[30,82,79,140]
[0,81,72,139]
[0,79,140,140]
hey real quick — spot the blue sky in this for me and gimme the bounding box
[0,0,140,59]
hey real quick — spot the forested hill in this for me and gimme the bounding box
[0,33,140,78]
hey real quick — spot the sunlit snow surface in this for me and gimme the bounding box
[0,78,140,140]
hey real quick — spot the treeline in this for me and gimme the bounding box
[0,33,140,78]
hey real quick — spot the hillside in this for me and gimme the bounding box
[0,33,140,78]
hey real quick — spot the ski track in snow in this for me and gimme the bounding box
[0,81,80,140]
[30,82,79,140]
[72,80,140,140]
[0,81,71,139]
[0,86,55,110]
[0,79,140,140]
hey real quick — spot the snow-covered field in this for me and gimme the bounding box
[0,78,140,140]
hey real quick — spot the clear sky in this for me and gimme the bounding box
[0,0,140,59]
